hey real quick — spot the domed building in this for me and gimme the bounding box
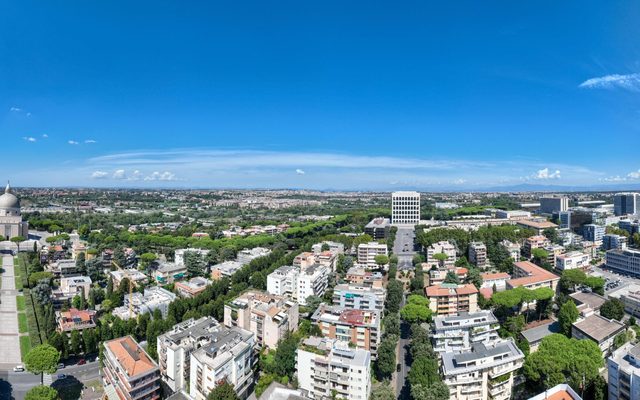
[0,182,29,240]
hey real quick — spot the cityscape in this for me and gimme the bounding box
[2,2,640,400]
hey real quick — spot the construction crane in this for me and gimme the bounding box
[111,259,134,318]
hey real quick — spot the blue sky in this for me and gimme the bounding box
[2,1,640,190]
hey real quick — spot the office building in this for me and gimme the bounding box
[522,236,550,259]
[224,291,299,350]
[174,277,212,298]
[441,340,524,400]
[332,284,386,311]
[608,342,640,400]
[468,242,487,268]
[311,304,380,357]
[189,326,255,400]
[614,193,640,216]
[517,219,558,235]
[112,287,177,321]
[555,251,591,272]
[357,242,388,267]
[297,337,371,400]
[103,336,161,400]
[572,314,625,356]
[391,191,420,226]
[540,196,569,214]
[606,249,640,277]
[507,261,560,292]
[583,224,606,243]
[431,311,500,354]
[157,317,221,393]
[425,283,479,316]
[364,218,391,240]
[603,234,628,251]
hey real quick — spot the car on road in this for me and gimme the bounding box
[78,358,86,365]
[57,363,65,369]
[13,365,24,372]
[57,374,67,380]
[396,364,401,372]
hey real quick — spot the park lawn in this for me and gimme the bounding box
[18,313,28,333]
[17,295,26,311]
[24,290,44,347]
[15,276,23,290]
[20,335,31,359]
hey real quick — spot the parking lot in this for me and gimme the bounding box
[592,265,639,294]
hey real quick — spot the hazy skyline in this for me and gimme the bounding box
[2,1,640,190]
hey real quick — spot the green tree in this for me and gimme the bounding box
[11,236,25,252]
[70,330,83,355]
[24,344,61,374]
[383,313,401,337]
[585,276,605,296]
[531,248,549,267]
[558,300,579,337]
[374,254,390,268]
[401,303,432,324]
[25,386,59,400]
[443,270,460,284]
[375,335,398,380]
[206,382,239,400]
[184,251,205,277]
[408,356,440,388]
[273,334,299,379]
[370,385,396,400]
[600,298,625,321]
[433,253,448,267]
[465,267,483,289]
[560,269,586,293]
[75,252,86,274]
[410,382,450,400]
[28,271,53,288]
[385,280,403,313]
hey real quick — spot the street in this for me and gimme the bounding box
[395,294,411,400]
[394,227,416,270]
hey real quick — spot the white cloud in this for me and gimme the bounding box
[42,134,48,138]
[295,169,305,175]
[534,168,561,180]
[85,139,97,144]
[91,171,109,179]
[68,140,79,145]
[628,169,640,179]
[10,107,22,112]
[452,178,466,185]
[112,169,127,180]
[144,171,177,181]
[22,137,37,143]
[579,73,640,91]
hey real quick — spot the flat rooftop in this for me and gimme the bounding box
[572,314,625,342]
[521,321,560,344]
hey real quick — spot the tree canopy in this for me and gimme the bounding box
[600,298,625,321]
[24,344,61,374]
[25,386,59,400]
[558,300,579,337]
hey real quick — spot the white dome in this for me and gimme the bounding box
[0,182,20,210]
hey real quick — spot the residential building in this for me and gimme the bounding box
[293,252,317,269]
[236,247,271,265]
[604,235,629,251]
[527,384,582,400]
[267,265,298,298]
[332,284,386,311]
[157,317,221,393]
[110,269,148,288]
[54,276,91,302]
[517,219,558,235]
[112,287,177,320]
[56,308,97,333]
[392,191,420,226]
[606,249,640,277]
[540,196,569,214]
[311,241,345,255]
[507,261,560,292]
[175,277,212,298]
[428,267,467,286]
[441,340,524,400]
[572,314,625,356]
[543,244,564,268]
[297,337,371,400]
[210,261,243,280]
[49,259,82,278]
[480,272,510,292]
[425,283,479,316]
[224,291,299,350]
[426,241,457,267]
[357,242,388,267]
[364,217,391,240]
[608,342,640,400]
[501,240,520,261]
[251,382,304,400]
[520,321,561,353]
[583,224,606,243]
[174,248,210,266]
[614,193,640,216]
[344,267,384,288]
[431,311,500,354]
[522,236,550,259]
[155,262,187,284]
[555,251,591,272]
[569,291,607,317]
[189,326,255,400]
[311,304,381,357]
[469,242,487,268]
[266,264,328,305]
[103,336,161,400]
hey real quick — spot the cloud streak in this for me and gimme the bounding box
[579,73,640,91]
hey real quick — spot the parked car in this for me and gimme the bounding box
[57,363,65,369]
[13,365,24,372]
[57,374,67,380]
[77,359,86,365]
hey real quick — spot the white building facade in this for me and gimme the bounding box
[392,191,420,226]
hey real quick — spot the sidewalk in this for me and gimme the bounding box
[0,256,24,369]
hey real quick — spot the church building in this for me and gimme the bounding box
[0,182,29,240]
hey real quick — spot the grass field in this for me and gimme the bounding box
[20,335,31,359]
[18,313,28,334]
[17,295,25,311]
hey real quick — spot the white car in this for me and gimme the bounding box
[13,365,24,372]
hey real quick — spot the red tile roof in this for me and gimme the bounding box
[425,283,478,297]
[481,272,510,281]
[105,336,157,377]
[508,261,559,288]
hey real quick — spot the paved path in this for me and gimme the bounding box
[0,256,23,369]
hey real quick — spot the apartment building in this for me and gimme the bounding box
[344,267,384,288]
[357,242,388,267]
[391,191,420,226]
[157,317,221,393]
[543,244,564,268]
[506,261,560,292]
[468,242,487,268]
[332,284,386,311]
[56,308,97,333]
[540,196,569,214]
[189,326,255,400]
[528,384,583,400]
[103,336,161,400]
[294,251,337,272]
[155,262,187,285]
[426,241,457,267]
[237,247,271,265]
[606,249,640,277]
[425,283,479,316]
[210,261,244,281]
[555,251,591,272]
[112,287,177,321]
[297,337,371,400]
[431,311,500,354]
[501,240,521,261]
[441,340,524,400]
[174,277,212,298]
[522,236,550,259]
[428,267,468,286]
[174,248,210,266]
[311,241,345,255]
[223,290,299,349]
[572,314,625,357]
[603,234,628,251]
[266,264,328,306]
[608,342,640,400]
[311,303,381,357]
[110,269,148,288]
[583,224,606,243]
[364,217,391,240]
[480,272,510,292]
[54,276,92,302]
